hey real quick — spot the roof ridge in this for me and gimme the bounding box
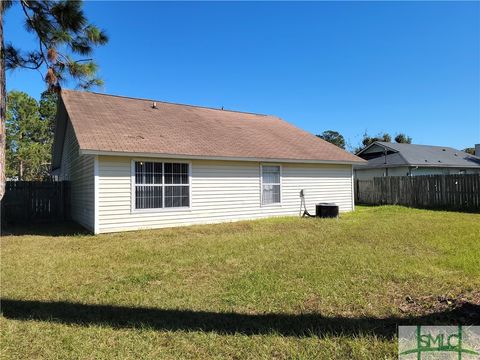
[61,89,270,117]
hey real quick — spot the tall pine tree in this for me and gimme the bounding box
[1,0,107,197]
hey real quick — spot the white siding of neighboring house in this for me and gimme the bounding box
[97,156,354,233]
[58,120,95,231]
[388,167,411,177]
[355,166,480,180]
[411,167,480,176]
[355,167,400,180]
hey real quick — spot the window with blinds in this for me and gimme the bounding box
[134,161,189,210]
[261,165,281,205]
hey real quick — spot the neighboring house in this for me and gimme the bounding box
[52,90,364,234]
[355,141,480,180]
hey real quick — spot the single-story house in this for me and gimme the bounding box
[355,141,480,180]
[52,90,364,233]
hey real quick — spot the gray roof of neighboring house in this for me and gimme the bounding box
[356,141,480,169]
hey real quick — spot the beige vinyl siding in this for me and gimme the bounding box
[58,120,95,231]
[97,156,353,233]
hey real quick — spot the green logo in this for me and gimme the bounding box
[399,326,480,359]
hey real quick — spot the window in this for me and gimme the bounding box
[164,163,189,208]
[261,165,281,205]
[134,161,189,210]
[135,162,163,209]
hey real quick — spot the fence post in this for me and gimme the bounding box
[59,181,64,220]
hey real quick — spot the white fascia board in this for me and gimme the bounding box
[79,149,364,165]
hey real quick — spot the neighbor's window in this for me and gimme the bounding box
[134,161,189,210]
[261,165,281,205]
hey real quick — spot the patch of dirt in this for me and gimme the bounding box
[398,291,480,323]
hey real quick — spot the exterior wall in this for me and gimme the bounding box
[388,167,411,177]
[355,167,391,180]
[59,121,95,231]
[411,167,480,176]
[97,156,354,233]
[355,166,480,180]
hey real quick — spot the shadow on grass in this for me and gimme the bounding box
[1,222,90,237]
[1,299,479,338]
[354,203,480,214]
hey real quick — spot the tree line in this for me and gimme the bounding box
[317,130,476,155]
[316,130,413,153]
[6,90,56,180]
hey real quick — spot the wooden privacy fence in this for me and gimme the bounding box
[1,181,71,224]
[355,174,480,212]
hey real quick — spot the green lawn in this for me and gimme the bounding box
[1,206,479,359]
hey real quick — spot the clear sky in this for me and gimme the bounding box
[5,1,480,151]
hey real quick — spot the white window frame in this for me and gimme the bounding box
[260,164,282,207]
[131,159,192,213]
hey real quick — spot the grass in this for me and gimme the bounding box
[1,206,479,359]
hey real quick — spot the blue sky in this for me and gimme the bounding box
[5,1,479,151]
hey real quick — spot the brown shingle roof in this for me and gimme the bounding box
[60,89,364,164]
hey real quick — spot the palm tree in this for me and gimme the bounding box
[0,0,107,199]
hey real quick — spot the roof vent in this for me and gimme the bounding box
[442,148,446,151]
[152,101,157,109]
